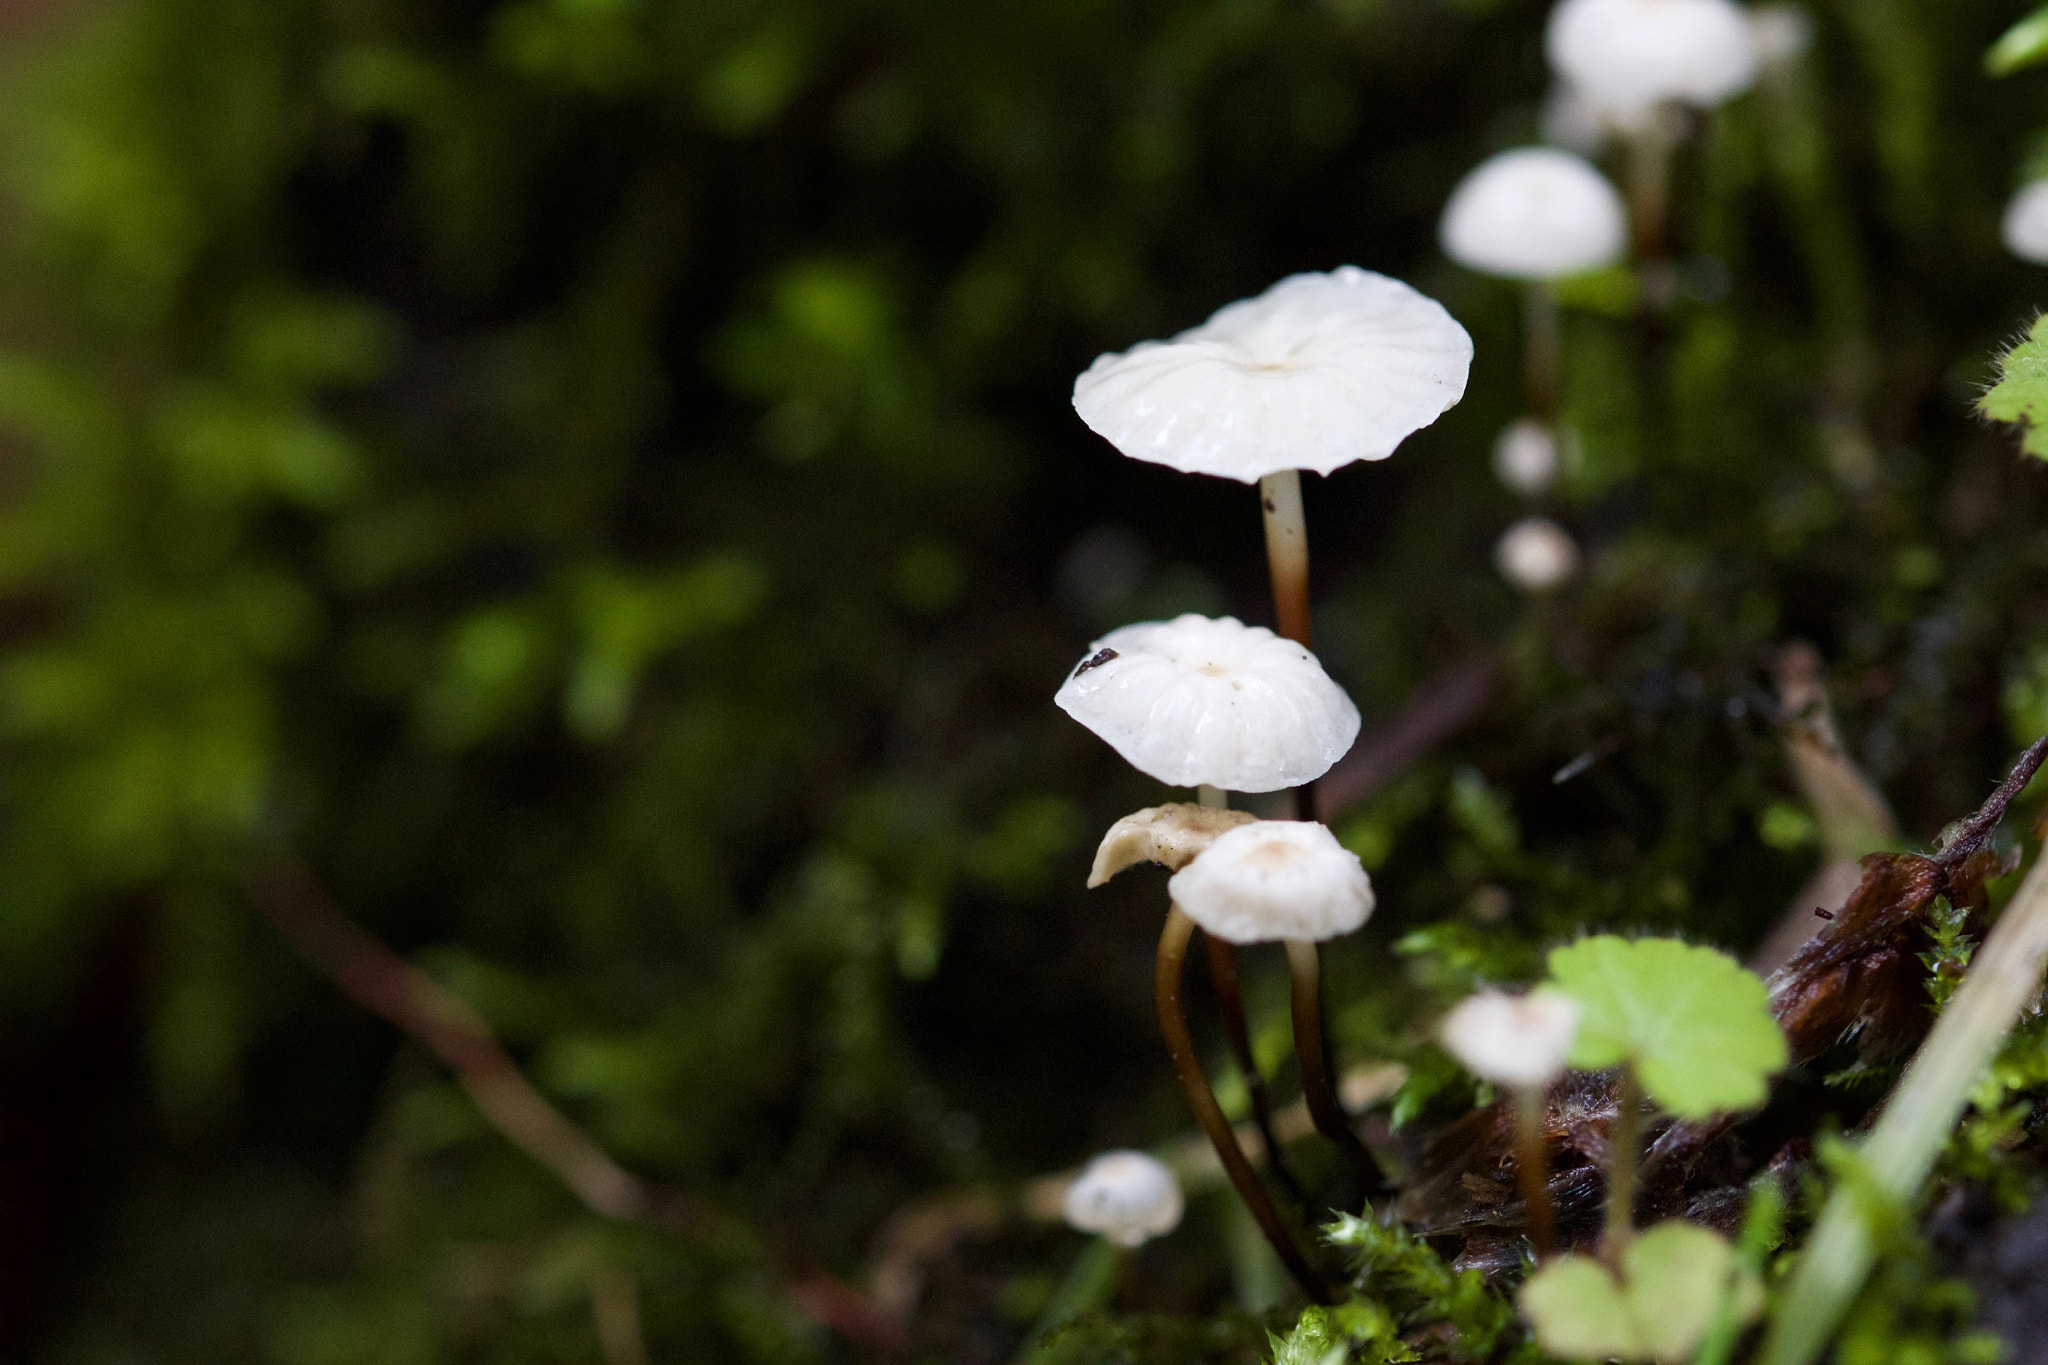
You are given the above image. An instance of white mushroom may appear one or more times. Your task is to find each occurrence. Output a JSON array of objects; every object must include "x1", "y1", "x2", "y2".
[
  {"x1": 1546, "y1": 0, "x2": 1760, "y2": 117},
  {"x1": 1062, "y1": 1150, "x2": 1185, "y2": 1247},
  {"x1": 1441, "y1": 148, "x2": 1629, "y2": 282},
  {"x1": 1071, "y1": 266, "x2": 1473, "y2": 483},
  {"x1": 1496, "y1": 517, "x2": 1581, "y2": 593},
  {"x1": 1168, "y1": 820, "x2": 1374, "y2": 944},
  {"x1": 1055, "y1": 615, "x2": 1360, "y2": 793},
  {"x1": 1747, "y1": 3, "x2": 1814, "y2": 69},
  {"x1": 1088, "y1": 803, "x2": 1259, "y2": 887},
  {"x1": 1440, "y1": 988, "x2": 1584, "y2": 1090},
  {"x1": 1494, "y1": 419, "x2": 1562, "y2": 497},
  {"x1": 2004, "y1": 180, "x2": 2048, "y2": 265}
]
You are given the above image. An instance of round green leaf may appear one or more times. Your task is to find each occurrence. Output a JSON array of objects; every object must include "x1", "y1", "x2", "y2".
[
  {"x1": 1519, "y1": 1220, "x2": 1761, "y2": 1363},
  {"x1": 1546, "y1": 936, "x2": 1788, "y2": 1119}
]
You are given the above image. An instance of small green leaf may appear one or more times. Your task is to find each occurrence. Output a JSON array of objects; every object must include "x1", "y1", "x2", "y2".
[
  {"x1": 1989, "y1": 5, "x2": 2048, "y2": 75},
  {"x1": 1547, "y1": 936, "x2": 1787, "y2": 1119},
  {"x1": 1518, "y1": 1221, "x2": 1762, "y2": 1363},
  {"x1": 1980, "y1": 314, "x2": 2048, "y2": 460}
]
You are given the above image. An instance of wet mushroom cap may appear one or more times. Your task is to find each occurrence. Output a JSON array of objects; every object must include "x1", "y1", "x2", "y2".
[
  {"x1": 2005, "y1": 180, "x2": 2048, "y2": 265},
  {"x1": 1055, "y1": 615, "x2": 1361, "y2": 793},
  {"x1": 1168, "y1": 820, "x2": 1374, "y2": 944},
  {"x1": 1439, "y1": 988, "x2": 1583, "y2": 1090},
  {"x1": 1440, "y1": 148, "x2": 1628, "y2": 281},
  {"x1": 1062, "y1": 1150, "x2": 1185, "y2": 1247},
  {"x1": 1071, "y1": 266, "x2": 1473, "y2": 483},
  {"x1": 1546, "y1": 0, "x2": 1759, "y2": 116}
]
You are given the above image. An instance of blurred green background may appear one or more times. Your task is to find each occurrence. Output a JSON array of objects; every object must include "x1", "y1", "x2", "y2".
[{"x1": 0, "y1": 0, "x2": 2044, "y2": 1358}]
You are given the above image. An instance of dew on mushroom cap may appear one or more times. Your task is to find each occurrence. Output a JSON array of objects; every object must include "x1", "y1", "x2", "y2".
[
  {"x1": 1545, "y1": 0, "x2": 1760, "y2": 117},
  {"x1": 1168, "y1": 820, "x2": 1374, "y2": 944},
  {"x1": 1440, "y1": 988, "x2": 1584, "y2": 1090},
  {"x1": 2005, "y1": 180, "x2": 2048, "y2": 265},
  {"x1": 1070, "y1": 266, "x2": 1473, "y2": 483},
  {"x1": 1055, "y1": 614, "x2": 1361, "y2": 793},
  {"x1": 1441, "y1": 148, "x2": 1628, "y2": 282},
  {"x1": 1061, "y1": 1150, "x2": 1185, "y2": 1248}
]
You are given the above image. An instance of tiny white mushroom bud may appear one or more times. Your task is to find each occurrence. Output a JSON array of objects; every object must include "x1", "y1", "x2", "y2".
[
  {"x1": 1546, "y1": 0, "x2": 1760, "y2": 117},
  {"x1": 1439, "y1": 988, "x2": 1583, "y2": 1090},
  {"x1": 1056, "y1": 615, "x2": 1361, "y2": 793},
  {"x1": 1747, "y1": 3, "x2": 1814, "y2": 69},
  {"x1": 1440, "y1": 148, "x2": 1629, "y2": 282},
  {"x1": 1495, "y1": 517, "x2": 1581, "y2": 593},
  {"x1": 1493, "y1": 419, "x2": 1562, "y2": 497},
  {"x1": 2004, "y1": 180, "x2": 2048, "y2": 265},
  {"x1": 1089, "y1": 802, "x2": 1259, "y2": 888},
  {"x1": 1072, "y1": 266, "x2": 1473, "y2": 483},
  {"x1": 1062, "y1": 1150, "x2": 1184, "y2": 1247},
  {"x1": 1168, "y1": 820, "x2": 1374, "y2": 945}
]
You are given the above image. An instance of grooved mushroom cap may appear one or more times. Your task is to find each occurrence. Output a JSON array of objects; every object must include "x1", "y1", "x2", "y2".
[
  {"x1": 1055, "y1": 615, "x2": 1360, "y2": 793},
  {"x1": 1088, "y1": 803, "x2": 1259, "y2": 888},
  {"x1": 1168, "y1": 820, "x2": 1374, "y2": 944},
  {"x1": 1440, "y1": 149, "x2": 1628, "y2": 281},
  {"x1": 1545, "y1": 0, "x2": 1760, "y2": 116},
  {"x1": 2005, "y1": 180, "x2": 2048, "y2": 265},
  {"x1": 1496, "y1": 517, "x2": 1581, "y2": 593},
  {"x1": 1439, "y1": 988, "x2": 1583, "y2": 1090},
  {"x1": 1062, "y1": 1150, "x2": 1184, "y2": 1247},
  {"x1": 1071, "y1": 267, "x2": 1473, "y2": 483}
]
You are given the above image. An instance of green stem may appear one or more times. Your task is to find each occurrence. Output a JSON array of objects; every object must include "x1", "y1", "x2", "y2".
[{"x1": 1758, "y1": 851, "x2": 2048, "y2": 1365}]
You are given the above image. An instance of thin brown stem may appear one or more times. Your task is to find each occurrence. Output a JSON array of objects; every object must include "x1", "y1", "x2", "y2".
[
  {"x1": 1627, "y1": 122, "x2": 1671, "y2": 263},
  {"x1": 1284, "y1": 939, "x2": 1385, "y2": 1203},
  {"x1": 1205, "y1": 935, "x2": 1306, "y2": 1204},
  {"x1": 1514, "y1": 1086, "x2": 1555, "y2": 1260},
  {"x1": 590, "y1": 1265, "x2": 651, "y2": 1365},
  {"x1": 1524, "y1": 282, "x2": 1560, "y2": 425},
  {"x1": 1157, "y1": 907, "x2": 1330, "y2": 1302},
  {"x1": 1604, "y1": 1070, "x2": 1644, "y2": 1261}
]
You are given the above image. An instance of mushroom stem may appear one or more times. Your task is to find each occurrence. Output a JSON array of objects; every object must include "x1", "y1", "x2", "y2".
[
  {"x1": 1603, "y1": 1069, "x2": 1644, "y2": 1261},
  {"x1": 1626, "y1": 120, "x2": 1672, "y2": 262},
  {"x1": 1258, "y1": 471, "x2": 1313, "y2": 649},
  {"x1": 1156, "y1": 907, "x2": 1330, "y2": 1302},
  {"x1": 1513, "y1": 1085, "x2": 1556, "y2": 1260},
  {"x1": 1524, "y1": 282, "x2": 1561, "y2": 425},
  {"x1": 1284, "y1": 938, "x2": 1386, "y2": 1204},
  {"x1": 1204, "y1": 933, "x2": 1306, "y2": 1205}
]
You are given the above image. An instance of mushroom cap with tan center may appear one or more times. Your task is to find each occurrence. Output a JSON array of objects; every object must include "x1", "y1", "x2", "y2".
[
  {"x1": 1071, "y1": 266, "x2": 1473, "y2": 483},
  {"x1": 1546, "y1": 0, "x2": 1759, "y2": 117},
  {"x1": 1061, "y1": 1150, "x2": 1184, "y2": 1247},
  {"x1": 1055, "y1": 614, "x2": 1360, "y2": 793},
  {"x1": 1168, "y1": 820, "x2": 1374, "y2": 944},
  {"x1": 2005, "y1": 180, "x2": 2048, "y2": 265},
  {"x1": 1439, "y1": 988, "x2": 1584, "y2": 1090},
  {"x1": 1440, "y1": 148, "x2": 1628, "y2": 282}
]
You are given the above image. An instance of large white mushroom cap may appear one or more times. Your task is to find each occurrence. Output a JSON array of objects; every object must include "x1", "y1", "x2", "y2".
[
  {"x1": 1546, "y1": 0, "x2": 1760, "y2": 116},
  {"x1": 1071, "y1": 267, "x2": 1473, "y2": 483},
  {"x1": 1440, "y1": 988, "x2": 1583, "y2": 1090},
  {"x1": 1440, "y1": 148, "x2": 1628, "y2": 281},
  {"x1": 1168, "y1": 820, "x2": 1374, "y2": 944},
  {"x1": 1062, "y1": 1150, "x2": 1184, "y2": 1247},
  {"x1": 2004, "y1": 180, "x2": 2048, "y2": 265},
  {"x1": 1055, "y1": 615, "x2": 1360, "y2": 793}
]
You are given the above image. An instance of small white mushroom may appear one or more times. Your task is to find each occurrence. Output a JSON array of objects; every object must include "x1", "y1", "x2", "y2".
[
  {"x1": 1440, "y1": 988, "x2": 1584, "y2": 1090},
  {"x1": 1062, "y1": 1150, "x2": 1184, "y2": 1247},
  {"x1": 2004, "y1": 180, "x2": 2048, "y2": 265},
  {"x1": 1088, "y1": 803, "x2": 1259, "y2": 888},
  {"x1": 1546, "y1": 0, "x2": 1760, "y2": 117},
  {"x1": 1747, "y1": 3, "x2": 1814, "y2": 69},
  {"x1": 1441, "y1": 148, "x2": 1629, "y2": 282},
  {"x1": 1071, "y1": 266, "x2": 1473, "y2": 483},
  {"x1": 1055, "y1": 615, "x2": 1361, "y2": 793},
  {"x1": 1168, "y1": 820, "x2": 1374, "y2": 945},
  {"x1": 1495, "y1": 517, "x2": 1581, "y2": 593},
  {"x1": 1494, "y1": 419, "x2": 1562, "y2": 497}
]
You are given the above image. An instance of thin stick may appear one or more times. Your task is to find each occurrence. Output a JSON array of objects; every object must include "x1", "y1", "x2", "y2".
[
  {"x1": 1514, "y1": 1086, "x2": 1556, "y2": 1259},
  {"x1": 1157, "y1": 907, "x2": 1330, "y2": 1302},
  {"x1": 1524, "y1": 282, "x2": 1561, "y2": 424},
  {"x1": 1759, "y1": 843, "x2": 2048, "y2": 1365},
  {"x1": 1259, "y1": 471, "x2": 1313, "y2": 649},
  {"x1": 1604, "y1": 1070, "x2": 1644, "y2": 1261},
  {"x1": 1284, "y1": 939, "x2": 1386, "y2": 1202}
]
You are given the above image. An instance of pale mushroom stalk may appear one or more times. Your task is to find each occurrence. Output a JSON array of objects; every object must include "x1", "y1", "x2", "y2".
[
  {"x1": 1524, "y1": 282, "x2": 1562, "y2": 423},
  {"x1": 1283, "y1": 939, "x2": 1386, "y2": 1201},
  {"x1": 1513, "y1": 1086, "x2": 1557, "y2": 1259},
  {"x1": 1603, "y1": 1069, "x2": 1645, "y2": 1260},
  {"x1": 1155, "y1": 906, "x2": 1331, "y2": 1302},
  {"x1": 1258, "y1": 471, "x2": 1313, "y2": 651}
]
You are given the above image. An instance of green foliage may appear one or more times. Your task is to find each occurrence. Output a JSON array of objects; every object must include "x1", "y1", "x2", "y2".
[
  {"x1": 1979, "y1": 314, "x2": 2048, "y2": 458},
  {"x1": 1988, "y1": 4, "x2": 2048, "y2": 75},
  {"x1": 1518, "y1": 1221, "x2": 1761, "y2": 1364},
  {"x1": 1321, "y1": 1215, "x2": 1524, "y2": 1361},
  {"x1": 1547, "y1": 936, "x2": 1789, "y2": 1118},
  {"x1": 1267, "y1": 1302, "x2": 1409, "y2": 1365}
]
